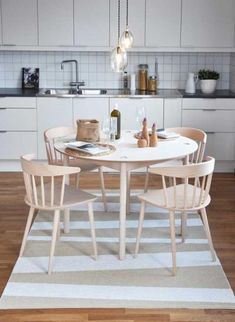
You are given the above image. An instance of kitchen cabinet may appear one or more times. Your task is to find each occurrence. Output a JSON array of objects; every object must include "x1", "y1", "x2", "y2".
[
  {"x1": 164, "y1": 98, "x2": 182, "y2": 128},
  {"x1": 37, "y1": 97, "x2": 73, "y2": 159},
  {"x1": 110, "y1": 0, "x2": 145, "y2": 47},
  {"x1": 0, "y1": 97, "x2": 37, "y2": 159},
  {"x1": 110, "y1": 98, "x2": 164, "y2": 131},
  {"x1": 73, "y1": 98, "x2": 109, "y2": 127},
  {"x1": 181, "y1": 0, "x2": 235, "y2": 48},
  {"x1": 38, "y1": 0, "x2": 73, "y2": 46},
  {"x1": 146, "y1": 0, "x2": 181, "y2": 47},
  {"x1": 1, "y1": 0, "x2": 38, "y2": 46},
  {"x1": 182, "y1": 98, "x2": 235, "y2": 162},
  {"x1": 74, "y1": 0, "x2": 109, "y2": 47}
]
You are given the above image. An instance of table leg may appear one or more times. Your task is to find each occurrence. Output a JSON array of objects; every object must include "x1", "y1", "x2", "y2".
[
  {"x1": 126, "y1": 171, "x2": 131, "y2": 215},
  {"x1": 63, "y1": 155, "x2": 70, "y2": 233},
  {"x1": 119, "y1": 163, "x2": 127, "y2": 260}
]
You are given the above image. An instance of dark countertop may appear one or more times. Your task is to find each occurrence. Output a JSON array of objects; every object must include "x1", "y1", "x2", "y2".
[
  {"x1": 178, "y1": 89, "x2": 235, "y2": 98},
  {"x1": 0, "y1": 88, "x2": 39, "y2": 97},
  {"x1": 1, "y1": 88, "x2": 235, "y2": 99}
]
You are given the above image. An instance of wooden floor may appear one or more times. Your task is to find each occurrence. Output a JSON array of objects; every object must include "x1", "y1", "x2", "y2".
[{"x1": 0, "y1": 172, "x2": 234, "y2": 322}]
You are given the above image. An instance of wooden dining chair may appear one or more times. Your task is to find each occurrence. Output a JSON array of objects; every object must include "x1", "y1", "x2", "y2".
[
  {"x1": 44, "y1": 126, "x2": 107, "y2": 212},
  {"x1": 144, "y1": 127, "x2": 207, "y2": 191},
  {"x1": 135, "y1": 156, "x2": 216, "y2": 276},
  {"x1": 20, "y1": 154, "x2": 98, "y2": 274}
]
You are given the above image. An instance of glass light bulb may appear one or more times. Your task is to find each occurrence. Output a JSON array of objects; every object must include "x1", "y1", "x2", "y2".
[
  {"x1": 120, "y1": 27, "x2": 134, "y2": 49},
  {"x1": 111, "y1": 45, "x2": 128, "y2": 72}
]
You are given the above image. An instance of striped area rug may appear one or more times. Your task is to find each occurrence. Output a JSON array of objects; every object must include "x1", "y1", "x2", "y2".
[{"x1": 0, "y1": 191, "x2": 235, "y2": 309}]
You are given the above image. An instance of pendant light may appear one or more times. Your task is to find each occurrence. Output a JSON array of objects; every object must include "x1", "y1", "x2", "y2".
[
  {"x1": 111, "y1": 0, "x2": 127, "y2": 72},
  {"x1": 120, "y1": 0, "x2": 134, "y2": 49}
]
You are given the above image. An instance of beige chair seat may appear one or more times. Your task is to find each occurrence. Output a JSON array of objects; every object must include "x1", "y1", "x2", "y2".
[
  {"x1": 25, "y1": 183, "x2": 97, "y2": 210},
  {"x1": 139, "y1": 183, "x2": 211, "y2": 211}
]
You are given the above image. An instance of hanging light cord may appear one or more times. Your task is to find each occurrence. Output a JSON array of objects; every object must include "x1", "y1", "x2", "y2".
[
  {"x1": 118, "y1": 0, "x2": 121, "y2": 40},
  {"x1": 126, "y1": 0, "x2": 129, "y2": 27}
]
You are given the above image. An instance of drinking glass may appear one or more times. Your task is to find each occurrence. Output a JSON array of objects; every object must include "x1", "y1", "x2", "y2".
[
  {"x1": 101, "y1": 117, "x2": 110, "y2": 142},
  {"x1": 136, "y1": 106, "x2": 146, "y2": 130}
]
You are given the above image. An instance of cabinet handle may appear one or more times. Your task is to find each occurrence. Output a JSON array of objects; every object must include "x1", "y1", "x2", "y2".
[
  {"x1": 206, "y1": 132, "x2": 215, "y2": 134},
  {"x1": 0, "y1": 108, "x2": 6, "y2": 110},
  {"x1": 3, "y1": 44, "x2": 16, "y2": 46},
  {"x1": 0, "y1": 131, "x2": 7, "y2": 133},
  {"x1": 128, "y1": 97, "x2": 144, "y2": 99},
  {"x1": 202, "y1": 109, "x2": 216, "y2": 111}
]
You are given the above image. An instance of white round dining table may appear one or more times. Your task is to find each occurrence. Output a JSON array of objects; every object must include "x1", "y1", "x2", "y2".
[{"x1": 55, "y1": 130, "x2": 198, "y2": 260}]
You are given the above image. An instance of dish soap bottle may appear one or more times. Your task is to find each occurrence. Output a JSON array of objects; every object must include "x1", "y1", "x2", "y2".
[{"x1": 111, "y1": 103, "x2": 121, "y2": 139}]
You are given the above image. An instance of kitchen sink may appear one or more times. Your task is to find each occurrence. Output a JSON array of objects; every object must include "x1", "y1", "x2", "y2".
[
  {"x1": 39, "y1": 88, "x2": 107, "y2": 96},
  {"x1": 77, "y1": 89, "x2": 107, "y2": 95}
]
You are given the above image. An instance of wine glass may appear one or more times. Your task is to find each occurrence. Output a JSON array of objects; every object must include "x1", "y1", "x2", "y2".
[
  {"x1": 136, "y1": 106, "x2": 146, "y2": 130},
  {"x1": 101, "y1": 117, "x2": 111, "y2": 142}
]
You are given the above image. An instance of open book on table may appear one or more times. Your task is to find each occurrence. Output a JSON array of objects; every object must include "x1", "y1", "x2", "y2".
[
  {"x1": 157, "y1": 129, "x2": 180, "y2": 139},
  {"x1": 65, "y1": 141, "x2": 111, "y2": 155}
]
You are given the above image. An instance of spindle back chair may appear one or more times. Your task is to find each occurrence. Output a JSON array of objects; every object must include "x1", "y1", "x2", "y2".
[{"x1": 135, "y1": 156, "x2": 216, "y2": 275}]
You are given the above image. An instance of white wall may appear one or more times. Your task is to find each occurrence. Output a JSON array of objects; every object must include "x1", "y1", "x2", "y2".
[{"x1": 0, "y1": 51, "x2": 230, "y2": 90}]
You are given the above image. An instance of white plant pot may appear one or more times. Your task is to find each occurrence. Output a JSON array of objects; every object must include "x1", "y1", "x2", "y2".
[{"x1": 200, "y1": 79, "x2": 217, "y2": 94}]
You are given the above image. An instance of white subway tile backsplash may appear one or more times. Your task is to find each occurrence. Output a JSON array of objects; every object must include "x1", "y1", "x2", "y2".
[{"x1": 0, "y1": 51, "x2": 231, "y2": 90}]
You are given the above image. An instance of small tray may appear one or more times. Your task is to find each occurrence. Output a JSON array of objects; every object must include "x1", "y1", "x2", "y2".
[
  {"x1": 65, "y1": 143, "x2": 116, "y2": 157},
  {"x1": 134, "y1": 132, "x2": 178, "y2": 141}
]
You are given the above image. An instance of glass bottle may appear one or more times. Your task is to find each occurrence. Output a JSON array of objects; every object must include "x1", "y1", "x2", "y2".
[
  {"x1": 110, "y1": 103, "x2": 121, "y2": 139},
  {"x1": 138, "y1": 64, "x2": 148, "y2": 91}
]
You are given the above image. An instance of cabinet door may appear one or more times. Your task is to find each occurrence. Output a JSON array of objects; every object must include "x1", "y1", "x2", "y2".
[
  {"x1": 182, "y1": 110, "x2": 235, "y2": 132},
  {"x1": 73, "y1": 98, "x2": 109, "y2": 127},
  {"x1": 181, "y1": 0, "x2": 235, "y2": 48},
  {"x1": 110, "y1": 0, "x2": 145, "y2": 47},
  {"x1": 206, "y1": 133, "x2": 235, "y2": 161},
  {"x1": 0, "y1": 109, "x2": 36, "y2": 131},
  {"x1": 0, "y1": 132, "x2": 37, "y2": 159},
  {"x1": 37, "y1": 98, "x2": 73, "y2": 159},
  {"x1": 1, "y1": 0, "x2": 38, "y2": 45},
  {"x1": 146, "y1": 0, "x2": 181, "y2": 47},
  {"x1": 38, "y1": 0, "x2": 73, "y2": 46},
  {"x1": 74, "y1": 0, "x2": 109, "y2": 47},
  {"x1": 164, "y1": 99, "x2": 182, "y2": 128},
  {"x1": 110, "y1": 98, "x2": 164, "y2": 131}
]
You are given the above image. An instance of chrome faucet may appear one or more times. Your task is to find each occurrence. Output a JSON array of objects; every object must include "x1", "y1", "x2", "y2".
[{"x1": 60, "y1": 59, "x2": 85, "y2": 88}]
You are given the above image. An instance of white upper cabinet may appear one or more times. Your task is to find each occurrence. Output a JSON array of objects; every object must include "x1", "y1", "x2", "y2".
[
  {"x1": 38, "y1": 0, "x2": 73, "y2": 46},
  {"x1": 74, "y1": 0, "x2": 110, "y2": 47},
  {"x1": 110, "y1": 0, "x2": 145, "y2": 47},
  {"x1": 1, "y1": 0, "x2": 38, "y2": 46},
  {"x1": 145, "y1": 0, "x2": 181, "y2": 47},
  {"x1": 181, "y1": 0, "x2": 235, "y2": 48}
]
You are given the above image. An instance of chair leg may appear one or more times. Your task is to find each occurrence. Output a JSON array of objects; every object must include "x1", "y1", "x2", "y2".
[
  {"x1": 48, "y1": 210, "x2": 60, "y2": 275},
  {"x1": 75, "y1": 173, "x2": 80, "y2": 189},
  {"x1": 126, "y1": 171, "x2": 131, "y2": 215},
  {"x1": 64, "y1": 208, "x2": 70, "y2": 233},
  {"x1": 57, "y1": 212, "x2": 61, "y2": 240},
  {"x1": 134, "y1": 200, "x2": 146, "y2": 257},
  {"x1": 169, "y1": 211, "x2": 177, "y2": 276},
  {"x1": 88, "y1": 202, "x2": 98, "y2": 260},
  {"x1": 181, "y1": 211, "x2": 187, "y2": 242},
  {"x1": 144, "y1": 167, "x2": 149, "y2": 192},
  {"x1": 99, "y1": 167, "x2": 107, "y2": 212},
  {"x1": 201, "y1": 208, "x2": 216, "y2": 262},
  {"x1": 19, "y1": 207, "x2": 35, "y2": 257}
]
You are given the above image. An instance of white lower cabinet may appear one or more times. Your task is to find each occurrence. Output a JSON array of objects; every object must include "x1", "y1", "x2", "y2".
[
  {"x1": 73, "y1": 98, "x2": 109, "y2": 125},
  {"x1": 37, "y1": 97, "x2": 73, "y2": 159},
  {"x1": 109, "y1": 98, "x2": 164, "y2": 131},
  {"x1": 0, "y1": 132, "x2": 37, "y2": 159},
  {"x1": 182, "y1": 98, "x2": 235, "y2": 167},
  {"x1": 0, "y1": 97, "x2": 37, "y2": 160},
  {"x1": 164, "y1": 98, "x2": 182, "y2": 128}
]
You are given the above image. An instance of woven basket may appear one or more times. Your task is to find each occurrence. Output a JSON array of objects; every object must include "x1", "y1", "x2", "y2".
[{"x1": 76, "y1": 119, "x2": 100, "y2": 142}]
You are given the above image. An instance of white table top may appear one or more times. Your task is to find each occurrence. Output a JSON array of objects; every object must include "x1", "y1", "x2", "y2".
[{"x1": 55, "y1": 130, "x2": 198, "y2": 164}]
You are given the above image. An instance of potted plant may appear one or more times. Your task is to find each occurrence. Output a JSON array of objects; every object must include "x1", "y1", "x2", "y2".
[{"x1": 198, "y1": 69, "x2": 220, "y2": 94}]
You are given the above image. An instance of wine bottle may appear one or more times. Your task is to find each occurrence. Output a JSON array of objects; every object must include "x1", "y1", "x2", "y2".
[{"x1": 111, "y1": 103, "x2": 121, "y2": 139}]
